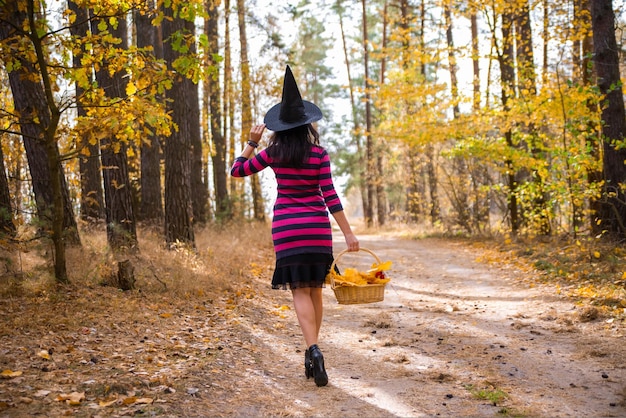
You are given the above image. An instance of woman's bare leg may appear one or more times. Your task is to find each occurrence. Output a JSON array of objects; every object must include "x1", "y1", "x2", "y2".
[
  {"x1": 310, "y1": 287, "x2": 323, "y2": 340},
  {"x1": 292, "y1": 287, "x2": 320, "y2": 346}
]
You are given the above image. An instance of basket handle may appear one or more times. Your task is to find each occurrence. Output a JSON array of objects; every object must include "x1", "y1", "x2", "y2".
[{"x1": 329, "y1": 248, "x2": 382, "y2": 289}]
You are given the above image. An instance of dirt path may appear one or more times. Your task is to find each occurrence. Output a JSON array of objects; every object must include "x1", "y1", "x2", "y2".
[
  {"x1": 1, "y1": 235, "x2": 625, "y2": 417},
  {"x1": 196, "y1": 235, "x2": 626, "y2": 417}
]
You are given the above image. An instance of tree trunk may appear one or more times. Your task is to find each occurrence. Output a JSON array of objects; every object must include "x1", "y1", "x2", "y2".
[
  {"x1": 1, "y1": 3, "x2": 80, "y2": 247},
  {"x1": 115, "y1": 259, "x2": 135, "y2": 291},
  {"x1": 542, "y1": 0, "x2": 549, "y2": 86},
  {"x1": 0, "y1": 144, "x2": 16, "y2": 238},
  {"x1": 444, "y1": 2, "x2": 460, "y2": 119},
  {"x1": 375, "y1": 0, "x2": 388, "y2": 227},
  {"x1": 91, "y1": 14, "x2": 138, "y2": 251},
  {"x1": 517, "y1": 0, "x2": 550, "y2": 235},
  {"x1": 471, "y1": 11, "x2": 480, "y2": 111},
  {"x1": 361, "y1": 0, "x2": 375, "y2": 227},
  {"x1": 225, "y1": 0, "x2": 240, "y2": 217},
  {"x1": 579, "y1": 0, "x2": 600, "y2": 233},
  {"x1": 135, "y1": 3, "x2": 163, "y2": 223},
  {"x1": 406, "y1": 144, "x2": 423, "y2": 222},
  {"x1": 237, "y1": 0, "x2": 265, "y2": 221},
  {"x1": 188, "y1": 61, "x2": 208, "y2": 224},
  {"x1": 206, "y1": 0, "x2": 230, "y2": 220},
  {"x1": 590, "y1": 0, "x2": 626, "y2": 237},
  {"x1": 425, "y1": 144, "x2": 440, "y2": 224},
  {"x1": 337, "y1": 0, "x2": 368, "y2": 220},
  {"x1": 1, "y1": 0, "x2": 80, "y2": 282},
  {"x1": 161, "y1": 4, "x2": 195, "y2": 246},
  {"x1": 68, "y1": 1, "x2": 104, "y2": 222},
  {"x1": 499, "y1": 9, "x2": 520, "y2": 234},
  {"x1": 445, "y1": 0, "x2": 470, "y2": 231},
  {"x1": 401, "y1": 0, "x2": 422, "y2": 223}
]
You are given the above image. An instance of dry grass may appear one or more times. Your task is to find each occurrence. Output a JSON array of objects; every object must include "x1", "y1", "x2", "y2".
[
  {"x1": 468, "y1": 234, "x2": 626, "y2": 318},
  {"x1": 0, "y1": 221, "x2": 274, "y2": 301}
]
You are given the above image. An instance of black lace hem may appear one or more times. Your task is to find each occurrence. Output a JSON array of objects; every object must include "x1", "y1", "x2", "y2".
[{"x1": 271, "y1": 253, "x2": 335, "y2": 290}]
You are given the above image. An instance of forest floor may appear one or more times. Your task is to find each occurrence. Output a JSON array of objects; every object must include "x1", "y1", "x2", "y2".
[{"x1": 0, "y1": 226, "x2": 626, "y2": 417}]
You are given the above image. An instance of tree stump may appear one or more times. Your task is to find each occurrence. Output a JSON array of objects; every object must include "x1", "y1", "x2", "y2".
[{"x1": 116, "y1": 259, "x2": 135, "y2": 291}]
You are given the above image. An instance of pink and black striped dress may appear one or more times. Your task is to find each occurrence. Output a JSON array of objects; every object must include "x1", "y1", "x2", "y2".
[{"x1": 231, "y1": 145, "x2": 343, "y2": 289}]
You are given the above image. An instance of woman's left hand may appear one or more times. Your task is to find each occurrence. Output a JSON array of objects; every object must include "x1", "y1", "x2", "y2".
[{"x1": 345, "y1": 233, "x2": 359, "y2": 252}]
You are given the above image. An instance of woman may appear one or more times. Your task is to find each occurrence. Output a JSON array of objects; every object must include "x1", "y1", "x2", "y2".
[{"x1": 230, "y1": 66, "x2": 359, "y2": 387}]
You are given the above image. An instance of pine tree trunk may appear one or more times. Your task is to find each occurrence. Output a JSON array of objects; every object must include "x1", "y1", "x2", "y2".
[
  {"x1": 91, "y1": 14, "x2": 138, "y2": 251},
  {"x1": 591, "y1": 0, "x2": 626, "y2": 237},
  {"x1": 375, "y1": 0, "x2": 388, "y2": 226},
  {"x1": 471, "y1": 11, "x2": 480, "y2": 112},
  {"x1": 337, "y1": 2, "x2": 368, "y2": 220},
  {"x1": 1, "y1": 0, "x2": 80, "y2": 282},
  {"x1": 0, "y1": 145, "x2": 16, "y2": 238},
  {"x1": 206, "y1": 0, "x2": 230, "y2": 220},
  {"x1": 580, "y1": 0, "x2": 600, "y2": 234},
  {"x1": 400, "y1": 0, "x2": 421, "y2": 223},
  {"x1": 135, "y1": 2, "x2": 163, "y2": 223},
  {"x1": 237, "y1": 0, "x2": 265, "y2": 221},
  {"x1": 361, "y1": 0, "x2": 375, "y2": 227},
  {"x1": 445, "y1": 1, "x2": 471, "y2": 232},
  {"x1": 162, "y1": 4, "x2": 195, "y2": 246},
  {"x1": 224, "y1": 0, "x2": 240, "y2": 217},
  {"x1": 499, "y1": 9, "x2": 519, "y2": 234},
  {"x1": 68, "y1": 1, "x2": 104, "y2": 222}
]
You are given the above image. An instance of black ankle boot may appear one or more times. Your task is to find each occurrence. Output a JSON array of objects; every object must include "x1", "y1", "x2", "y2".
[
  {"x1": 309, "y1": 344, "x2": 328, "y2": 387},
  {"x1": 304, "y1": 348, "x2": 312, "y2": 378}
]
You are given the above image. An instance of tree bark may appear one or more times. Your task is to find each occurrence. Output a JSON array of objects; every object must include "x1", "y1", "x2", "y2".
[
  {"x1": 224, "y1": 0, "x2": 240, "y2": 217},
  {"x1": 516, "y1": 0, "x2": 550, "y2": 235},
  {"x1": 579, "y1": 0, "x2": 600, "y2": 233},
  {"x1": 206, "y1": 0, "x2": 230, "y2": 220},
  {"x1": 135, "y1": 2, "x2": 163, "y2": 223},
  {"x1": 161, "y1": 4, "x2": 195, "y2": 246},
  {"x1": 91, "y1": 14, "x2": 138, "y2": 251},
  {"x1": 498, "y1": 8, "x2": 520, "y2": 234},
  {"x1": 68, "y1": 1, "x2": 105, "y2": 222},
  {"x1": 361, "y1": 0, "x2": 375, "y2": 227},
  {"x1": 471, "y1": 11, "x2": 480, "y2": 111},
  {"x1": 336, "y1": 0, "x2": 368, "y2": 221},
  {"x1": 1, "y1": 0, "x2": 81, "y2": 282},
  {"x1": 375, "y1": 0, "x2": 388, "y2": 227},
  {"x1": 237, "y1": 0, "x2": 265, "y2": 221},
  {"x1": 0, "y1": 144, "x2": 16, "y2": 238},
  {"x1": 590, "y1": 0, "x2": 626, "y2": 237},
  {"x1": 444, "y1": 0, "x2": 470, "y2": 232},
  {"x1": 188, "y1": 60, "x2": 208, "y2": 224}
]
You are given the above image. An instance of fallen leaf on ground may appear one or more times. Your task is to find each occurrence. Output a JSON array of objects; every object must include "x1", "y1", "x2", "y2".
[
  {"x1": 1, "y1": 370, "x2": 23, "y2": 378},
  {"x1": 56, "y1": 392, "x2": 85, "y2": 405}
]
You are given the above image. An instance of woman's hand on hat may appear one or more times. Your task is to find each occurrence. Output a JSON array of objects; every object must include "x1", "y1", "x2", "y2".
[{"x1": 250, "y1": 124, "x2": 266, "y2": 144}]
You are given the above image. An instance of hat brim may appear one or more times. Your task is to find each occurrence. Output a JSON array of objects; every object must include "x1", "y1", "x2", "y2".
[{"x1": 263, "y1": 100, "x2": 323, "y2": 132}]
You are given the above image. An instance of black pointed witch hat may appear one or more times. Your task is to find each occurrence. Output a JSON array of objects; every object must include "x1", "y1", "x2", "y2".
[{"x1": 263, "y1": 65, "x2": 323, "y2": 132}]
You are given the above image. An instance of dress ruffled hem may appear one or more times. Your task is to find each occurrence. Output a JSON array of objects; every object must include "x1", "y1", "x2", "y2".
[{"x1": 272, "y1": 253, "x2": 335, "y2": 290}]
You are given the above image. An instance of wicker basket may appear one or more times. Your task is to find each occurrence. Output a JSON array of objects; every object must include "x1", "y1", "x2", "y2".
[{"x1": 329, "y1": 248, "x2": 387, "y2": 305}]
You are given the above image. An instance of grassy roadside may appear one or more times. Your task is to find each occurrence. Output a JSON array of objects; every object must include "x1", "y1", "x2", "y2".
[
  {"x1": 366, "y1": 221, "x2": 626, "y2": 322},
  {"x1": 3, "y1": 220, "x2": 624, "y2": 321}
]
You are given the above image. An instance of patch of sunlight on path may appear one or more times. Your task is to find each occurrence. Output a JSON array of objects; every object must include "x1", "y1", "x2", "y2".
[{"x1": 330, "y1": 371, "x2": 427, "y2": 417}]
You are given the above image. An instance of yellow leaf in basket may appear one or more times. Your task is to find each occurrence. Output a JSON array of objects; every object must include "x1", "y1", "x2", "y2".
[
  {"x1": 344, "y1": 268, "x2": 368, "y2": 285},
  {"x1": 368, "y1": 260, "x2": 392, "y2": 273}
]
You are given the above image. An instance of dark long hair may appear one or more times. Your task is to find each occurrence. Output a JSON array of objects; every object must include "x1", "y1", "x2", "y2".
[{"x1": 266, "y1": 124, "x2": 320, "y2": 167}]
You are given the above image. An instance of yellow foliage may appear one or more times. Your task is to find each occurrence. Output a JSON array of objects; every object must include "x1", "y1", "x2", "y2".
[{"x1": 327, "y1": 261, "x2": 392, "y2": 287}]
